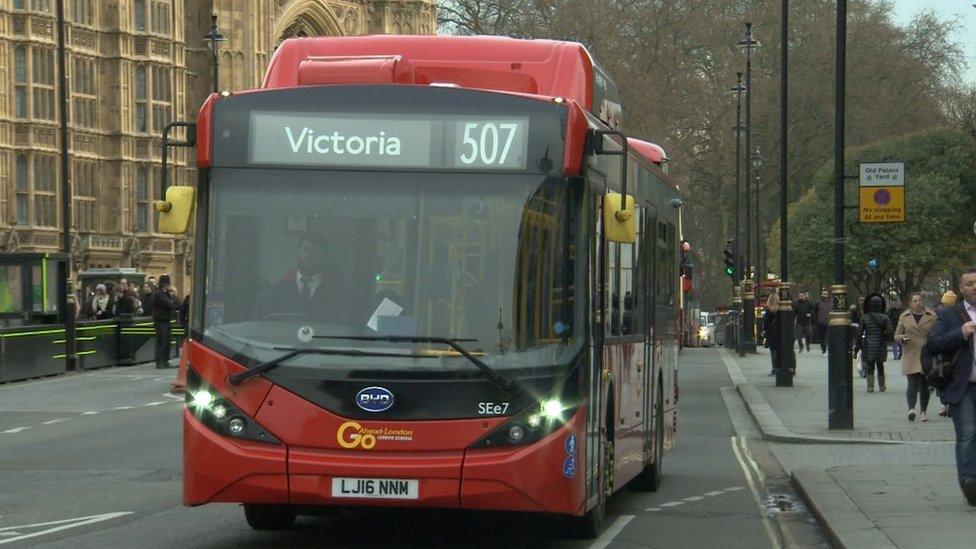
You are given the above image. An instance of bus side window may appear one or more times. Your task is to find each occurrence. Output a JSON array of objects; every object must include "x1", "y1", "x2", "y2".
[
  {"x1": 607, "y1": 239, "x2": 620, "y2": 336},
  {"x1": 619, "y1": 204, "x2": 641, "y2": 335},
  {"x1": 666, "y1": 222, "x2": 676, "y2": 304},
  {"x1": 657, "y1": 221, "x2": 668, "y2": 303},
  {"x1": 629, "y1": 206, "x2": 647, "y2": 336}
]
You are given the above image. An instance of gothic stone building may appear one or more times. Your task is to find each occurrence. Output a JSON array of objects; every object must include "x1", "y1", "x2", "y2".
[{"x1": 0, "y1": 0, "x2": 436, "y2": 292}]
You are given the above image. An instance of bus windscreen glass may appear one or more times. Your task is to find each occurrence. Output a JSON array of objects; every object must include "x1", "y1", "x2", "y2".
[
  {"x1": 249, "y1": 112, "x2": 530, "y2": 171},
  {"x1": 198, "y1": 168, "x2": 582, "y2": 375}
]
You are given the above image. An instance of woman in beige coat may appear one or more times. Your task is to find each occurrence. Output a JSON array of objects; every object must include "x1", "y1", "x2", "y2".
[{"x1": 894, "y1": 293, "x2": 936, "y2": 421}]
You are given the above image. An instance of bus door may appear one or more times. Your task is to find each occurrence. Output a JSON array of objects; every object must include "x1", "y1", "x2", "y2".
[
  {"x1": 585, "y1": 188, "x2": 606, "y2": 503},
  {"x1": 642, "y1": 208, "x2": 657, "y2": 455}
]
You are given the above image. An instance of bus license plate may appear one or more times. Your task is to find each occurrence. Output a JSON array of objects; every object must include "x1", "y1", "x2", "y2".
[{"x1": 331, "y1": 477, "x2": 419, "y2": 500}]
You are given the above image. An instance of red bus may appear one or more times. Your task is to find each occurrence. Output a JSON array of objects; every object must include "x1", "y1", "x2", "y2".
[{"x1": 160, "y1": 35, "x2": 680, "y2": 537}]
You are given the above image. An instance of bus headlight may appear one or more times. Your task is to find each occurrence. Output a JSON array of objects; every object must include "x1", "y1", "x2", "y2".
[
  {"x1": 185, "y1": 367, "x2": 280, "y2": 444},
  {"x1": 191, "y1": 390, "x2": 214, "y2": 409},
  {"x1": 471, "y1": 392, "x2": 577, "y2": 449},
  {"x1": 541, "y1": 399, "x2": 564, "y2": 421}
]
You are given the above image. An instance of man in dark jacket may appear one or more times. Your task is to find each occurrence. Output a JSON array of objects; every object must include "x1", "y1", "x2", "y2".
[
  {"x1": 887, "y1": 298, "x2": 904, "y2": 359},
  {"x1": 812, "y1": 289, "x2": 833, "y2": 354},
  {"x1": 140, "y1": 277, "x2": 156, "y2": 316},
  {"x1": 927, "y1": 268, "x2": 976, "y2": 506},
  {"x1": 793, "y1": 292, "x2": 814, "y2": 352},
  {"x1": 152, "y1": 275, "x2": 180, "y2": 369},
  {"x1": 254, "y1": 233, "x2": 349, "y2": 325}
]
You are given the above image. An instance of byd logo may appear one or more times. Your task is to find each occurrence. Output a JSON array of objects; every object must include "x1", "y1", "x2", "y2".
[
  {"x1": 337, "y1": 421, "x2": 377, "y2": 450},
  {"x1": 356, "y1": 386, "x2": 395, "y2": 413}
]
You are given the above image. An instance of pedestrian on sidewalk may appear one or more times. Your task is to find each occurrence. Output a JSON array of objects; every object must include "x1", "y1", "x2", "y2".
[
  {"x1": 926, "y1": 268, "x2": 976, "y2": 506},
  {"x1": 855, "y1": 293, "x2": 892, "y2": 393},
  {"x1": 764, "y1": 293, "x2": 780, "y2": 376},
  {"x1": 850, "y1": 295, "x2": 865, "y2": 326},
  {"x1": 793, "y1": 292, "x2": 813, "y2": 352},
  {"x1": 935, "y1": 291, "x2": 960, "y2": 417},
  {"x1": 936, "y1": 290, "x2": 957, "y2": 315},
  {"x1": 813, "y1": 289, "x2": 832, "y2": 354},
  {"x1": 887, "y1": 298, "x2": 904, "y2": 360},
  {"x1": 895, "y1": 293, "x2": 935, "y2": 421},
  {"x1": 151, "y1": 275, "x2": 180, "y2": 369}
]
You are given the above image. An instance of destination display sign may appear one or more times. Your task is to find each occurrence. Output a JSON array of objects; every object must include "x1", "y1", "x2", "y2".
[{"x1": 249, "y1": 112, "x2": 529, "y2": 170}]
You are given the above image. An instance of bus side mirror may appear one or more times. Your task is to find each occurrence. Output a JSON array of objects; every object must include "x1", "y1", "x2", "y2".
[
  {"x1": 155, "y1": 186, "x2": 195, "y2": 234},
  {"x1": 603, "y1": 192, "x2": 636, "y2": 243}
]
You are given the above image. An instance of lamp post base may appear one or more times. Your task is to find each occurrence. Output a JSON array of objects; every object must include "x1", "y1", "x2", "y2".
[
  {"x1": 775, "y1": 282, "x2": 794, "y2": 387},
  {"x1": 740, "y1": 279, "x2": 757, "y2": 355},
  {"x1": 827, "y1": 284, "x2": 853, "y2": 429}
]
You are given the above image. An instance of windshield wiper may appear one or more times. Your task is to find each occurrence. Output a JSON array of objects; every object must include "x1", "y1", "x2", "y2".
[
  {"x1": 314, "y1": 335, "x2": 516, "y2": 391},
  {"x1": 228, "y1": 347, "x2": 433, "y2": 385}
]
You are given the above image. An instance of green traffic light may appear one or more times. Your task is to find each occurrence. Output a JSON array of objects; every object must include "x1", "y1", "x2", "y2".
[{"x1": 725, "y1": 266, "x2": 734, "y2": 276}]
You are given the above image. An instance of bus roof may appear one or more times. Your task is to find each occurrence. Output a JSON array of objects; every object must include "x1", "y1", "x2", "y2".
[
  {"x1": 262, "y1": 35, "x2": 622, "y2": 129},
  {"x1": 627, "y1": 138, "x2": 668, "y2": 166}
]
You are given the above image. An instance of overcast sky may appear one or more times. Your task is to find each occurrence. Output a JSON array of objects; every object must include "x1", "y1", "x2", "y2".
[{"x1": 891, "y1": 0, "x2": 976, "y2": 85}]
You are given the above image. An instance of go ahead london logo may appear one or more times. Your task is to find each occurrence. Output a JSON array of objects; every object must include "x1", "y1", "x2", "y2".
[{"x1": 356, "y1": 386, "x2": 395, "y2": 413}]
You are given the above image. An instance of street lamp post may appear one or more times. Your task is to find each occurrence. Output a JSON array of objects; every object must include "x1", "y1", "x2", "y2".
[
  {"x1": 55, "y1": 0, "x2": 76, "y2": 372},
  {"x1": 731, "y1": 73, "x2": 746, "y2": 355},
  {"x1": 204, "y1": 13, "x2": 227, "y2": 93},
  {"x1": 752, "y1": 146, "x2": 763, "y2": 277},
  {"x1": 829, "y1": 0, "x2": 853, "y2": 429},
  {"x1": 740, "y1": 23, "x2": 760, "y2": 354},
  {"x1": 752, "y1": 146, "x2": 764, "y2": 349},
  {"x1": 776, "y1": 0, "x2": 795, "y2": 388}
]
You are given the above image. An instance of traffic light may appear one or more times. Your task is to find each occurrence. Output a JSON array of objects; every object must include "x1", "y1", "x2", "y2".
[{"x1": 723, "y1": 239, "x2": 735, "y2": 278}]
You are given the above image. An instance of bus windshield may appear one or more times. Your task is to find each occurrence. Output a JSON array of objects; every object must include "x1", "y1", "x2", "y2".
[{"x1": 199, "y1": 168, "x2": 583, "y2": 374}]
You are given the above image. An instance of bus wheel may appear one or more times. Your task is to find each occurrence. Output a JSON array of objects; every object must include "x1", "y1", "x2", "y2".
[
  {"x1": 633, "y1": 384, "x2": 664, "y2": 492},
  {"x1": 243, "y1": 504, "x2": 297, "y2": 530}
]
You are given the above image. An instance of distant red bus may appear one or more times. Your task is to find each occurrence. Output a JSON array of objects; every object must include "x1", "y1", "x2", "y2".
[{"x1": 166, "y1": 35, "x2": 680, "y2": 537}]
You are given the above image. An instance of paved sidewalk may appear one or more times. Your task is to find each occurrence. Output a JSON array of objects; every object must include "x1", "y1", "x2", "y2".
[
  {"x1": 727, "y1": 346, "x2": 953, "y2": 442},
  {"x1": 718, "y1": 346, "x2": 974, "y2": 548}
]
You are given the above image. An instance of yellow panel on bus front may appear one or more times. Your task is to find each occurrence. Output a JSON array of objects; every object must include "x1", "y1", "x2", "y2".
[
  {"x1": 603, "y1": 193, "x2": 636, "y2": 243},
  {"x1": 157, "y1": 186, "x2": 196, "y2": 234},
  {"x1": 858, "y1": 187, "x2": 905, "y2": 223}
]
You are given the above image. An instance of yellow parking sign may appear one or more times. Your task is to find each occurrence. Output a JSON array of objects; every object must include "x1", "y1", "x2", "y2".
[{"x1": 859, "y1": 162, "x2": 905, "y2": 223}]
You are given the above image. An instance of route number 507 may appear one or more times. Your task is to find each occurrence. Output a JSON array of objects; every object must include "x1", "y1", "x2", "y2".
[{"x1": 459, "y1": 122, "x2": 520, "y2": 166}]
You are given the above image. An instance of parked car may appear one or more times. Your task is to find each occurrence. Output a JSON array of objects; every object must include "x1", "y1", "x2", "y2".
[{"x1": 698, "y1": 312, "x2": 717, "y2": 347}]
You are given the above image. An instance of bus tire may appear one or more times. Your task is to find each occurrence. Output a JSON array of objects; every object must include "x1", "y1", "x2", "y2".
[
  {"x1": 633, "y1": 382, "x2": 664, "y2": 492},
  {"x1": 243, "y1": 504, "x2": 297, "y2": 530}
]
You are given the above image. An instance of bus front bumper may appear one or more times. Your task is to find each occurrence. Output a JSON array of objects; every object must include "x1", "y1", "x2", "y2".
[{"x1": 183, "y1": 408, "x2": 585, "y2": 516}]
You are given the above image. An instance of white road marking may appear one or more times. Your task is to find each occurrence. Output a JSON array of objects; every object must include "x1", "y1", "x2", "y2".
[
  {"x1": 81, "y1": 411, "x2": 99, "y2": 415},
  {"x1": 730, "y1": 437, "x2": 781, "y2": 549},
  {"x1": 0, "y1": 533, "x2": 20, "y2": 537},
  {"x1": 0, "y1": 512, "x2": 132, "y2": 545},
  {"x1": 113, "y1": 406, "x2": 134, "y2": 410},
  {"x1": 646, "y1": 486, "x2": 745, "y2": 515},
  {"x1": 144, "y1": 401, "x2": 165, "y2": 406},
  {"x1": 587, "y1": 514, "x2": 635, "y2": 549},
  {"x1": 1, "y1": 427, "x2": 30, "y2": 434},
  {"x1": 162, "y1": 393, "x2": 183, "y2": 401},
  {"x1": 41, "y1": 418, "x2": 70, "y2": 425}
]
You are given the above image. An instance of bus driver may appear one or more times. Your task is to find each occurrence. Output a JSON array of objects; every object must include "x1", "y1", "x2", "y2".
[{"x1": 254, "y1": 233, "x2": 345, "y2": 324}]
